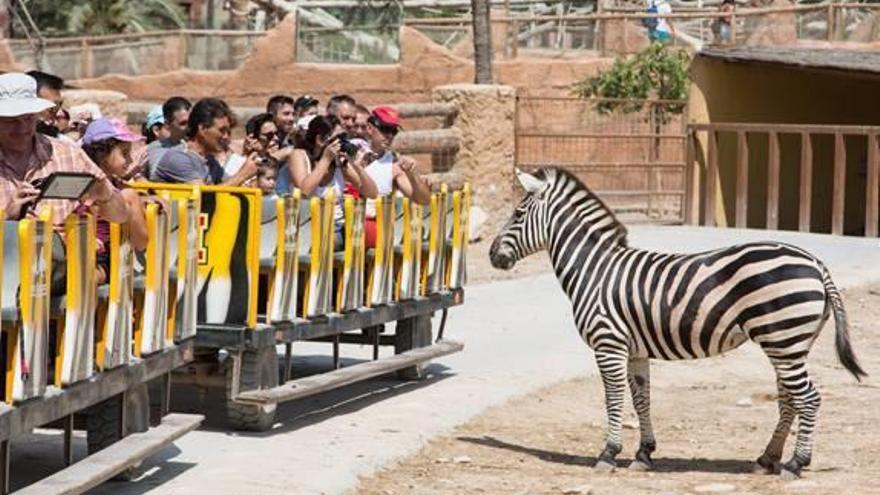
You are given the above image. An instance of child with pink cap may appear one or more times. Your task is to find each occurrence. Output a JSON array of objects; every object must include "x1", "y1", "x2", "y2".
[{"x1": 81, "y1": 118, "x2": 149, "y2": 283}]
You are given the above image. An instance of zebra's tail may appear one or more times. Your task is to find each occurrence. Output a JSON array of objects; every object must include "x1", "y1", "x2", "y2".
[{"x1": 823, "y1": 266, "x2": 868, "y2": 382}]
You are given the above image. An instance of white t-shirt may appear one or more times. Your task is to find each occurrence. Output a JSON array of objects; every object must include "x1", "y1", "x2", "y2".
[
  {"x1": 364, "y1": 151, "x2": 395, "y2": 218},
  {"x1": 654, "y1": 1, "x2": 672, "y2": 35}
]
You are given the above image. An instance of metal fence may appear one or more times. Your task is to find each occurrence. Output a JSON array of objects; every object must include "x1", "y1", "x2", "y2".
[
  {"x1": 6, "y1": 30, "x2": 265, "y2": 80},
  {"x1": 407, "y1": 2, "x2": 880, "y2": 58},
  {"x1": 516, "y1": 96, "x2": 687, "y2": 223}
]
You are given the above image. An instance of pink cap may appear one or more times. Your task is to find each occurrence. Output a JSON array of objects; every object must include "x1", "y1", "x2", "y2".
[{"x1": 82, "y1": 117, "x2": 144, "y2": 145}]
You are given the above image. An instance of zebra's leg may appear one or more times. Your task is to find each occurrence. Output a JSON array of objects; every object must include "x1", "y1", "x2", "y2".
[
  {"x1": 755, "y1": 378, "x2": 796, "y2": 474},
  {"x1": 775, "y1": 361, "x2": 822, "y2": 480},
  {"x1": 627, "y1": 357, "x2": 656, "y2": 471},
  {"x1": 594, "y1": 351, "x2": 628, "y2": 471}
]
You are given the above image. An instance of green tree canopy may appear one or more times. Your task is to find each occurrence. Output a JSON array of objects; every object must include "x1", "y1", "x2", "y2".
[
  {"x1": 23, "y1": 0, "x2": 186, "y2": 36},
  {"x1": 572, "y1": 43, "x2": 690, "y2": 119}
]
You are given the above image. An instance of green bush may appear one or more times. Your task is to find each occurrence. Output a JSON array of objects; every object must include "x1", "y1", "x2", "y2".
[{"x1": 572, "y1": 43, "x2": 690, "y2": 120}]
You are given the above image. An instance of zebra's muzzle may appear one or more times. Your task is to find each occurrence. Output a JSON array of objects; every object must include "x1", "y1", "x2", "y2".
[{"x1": 489, "y1": 238, "x2": 516, "y2": 270}]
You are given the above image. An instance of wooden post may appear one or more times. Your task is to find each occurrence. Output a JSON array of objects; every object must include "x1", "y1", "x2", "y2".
[
  {"x1": 866, "y1": 133, "x2": 879, "y2": 237},
  {"x1": 767, "y1": 131, "x2": 780, "y2": 230},
  {"x1": 799, "y1": 132, "x2": 813, "y2": 232},
  {"x1": 705, "y1": 129, "x2": 718, "y2": 227},
  {"x1": 80, "y1": 40, "x2": 94, "y2": 79},
  {"x1": 511, "y1": 19, "x2": 519, "y2": 58},
  {"x1": 730, "y1": 13, "x2": 737, "y2": 44},
  {"x1": 684, "y1": 129, "x2": 699, "y2": 225},
  {"x1": 832, "y1": 132, "x2": 846, "y2": 235},
  {"x1": 735, "y1": 130, "x2": 748, "y2": 228},
  {"x1": 0, "y1": 441, "x2": 9, "y2": 495},
  {"x1": 827, "y1": 3, "x2": 835, "y2": 41},
  {"x1": 63, "y1": 414, "x2": 75, "y2": 466}
]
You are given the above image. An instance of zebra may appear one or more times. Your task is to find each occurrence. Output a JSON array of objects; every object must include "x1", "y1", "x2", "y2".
[{"x1": 488, "y1": 167, "x2": 867, "y2": 480}]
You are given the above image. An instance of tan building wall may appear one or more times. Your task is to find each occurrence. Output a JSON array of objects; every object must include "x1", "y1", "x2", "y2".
[{"x1": 690, "y1": 55, "x2": 880, "y2": 235}]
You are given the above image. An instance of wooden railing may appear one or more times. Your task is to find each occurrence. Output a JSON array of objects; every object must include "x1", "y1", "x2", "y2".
[{"x1": 686, "y1": 123, "x2": 880, "y2": 237}]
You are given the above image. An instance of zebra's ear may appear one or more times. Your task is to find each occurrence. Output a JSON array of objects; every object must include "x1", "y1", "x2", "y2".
[{"x1": 515, "y1": 168, "x2": 546, "y2": 194}]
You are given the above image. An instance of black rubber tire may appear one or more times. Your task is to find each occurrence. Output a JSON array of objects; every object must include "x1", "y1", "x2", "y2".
[
  {"x1": 225, "y1": 347, "x2": 279, "y2": 432},
  {"x1": 395, "y1": 315, "x2": 433, "y2": 381},
  {"x1": 86, "y1": 383, "x2": 150, "y2": 480}
]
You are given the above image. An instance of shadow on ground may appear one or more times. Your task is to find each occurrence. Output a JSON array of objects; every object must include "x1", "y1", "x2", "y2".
[
  {"x1": 458, "y1": 435, "x2": 756, "y2": 474},
  {"x1": 171, "y1": 352, "x2": 456, "y2": 436}
]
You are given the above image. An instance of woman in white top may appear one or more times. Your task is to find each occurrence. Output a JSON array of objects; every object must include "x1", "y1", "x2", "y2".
[{"x1": 289, "y1": 115, "x2": 377, "y2": 245}]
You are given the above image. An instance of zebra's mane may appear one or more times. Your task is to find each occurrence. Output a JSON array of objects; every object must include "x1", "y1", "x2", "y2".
[{"x1": 539, "y1": 167, "x2": 629, "y2": 247}]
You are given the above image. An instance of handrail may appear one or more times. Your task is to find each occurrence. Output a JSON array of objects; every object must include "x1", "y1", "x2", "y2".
[{"x1": 690, "y1": 122, "x2": 880, "y2": 135}]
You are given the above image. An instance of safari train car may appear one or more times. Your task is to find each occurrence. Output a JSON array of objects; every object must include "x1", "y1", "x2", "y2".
[
  {"x1": 0, "y1": 200, "x2": 202, "y2": 494},
  {"x1": 131, "y1": 182, "x2": 471, "y2": 431}
]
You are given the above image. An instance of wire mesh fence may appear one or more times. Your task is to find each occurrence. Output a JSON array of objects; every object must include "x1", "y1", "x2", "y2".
[
  {"x1": 296, "y1": 6, "x2": 402, "y2": 64},
  {"x1": 516, "y1": 96, "x2": 687, "y2": 223}
]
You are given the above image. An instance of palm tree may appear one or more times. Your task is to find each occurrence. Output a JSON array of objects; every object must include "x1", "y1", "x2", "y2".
[
  {"x1": 25, "y1": 0, "x2": 186, "y2": 36},
  {"x1": 471, "y1": 0, "x2": 494, "y2": 83}
]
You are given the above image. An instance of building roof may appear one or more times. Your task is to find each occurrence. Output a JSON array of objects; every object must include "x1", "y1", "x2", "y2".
[{"x1": 698, "y1": 46, "x2": 880, "y2": 76}]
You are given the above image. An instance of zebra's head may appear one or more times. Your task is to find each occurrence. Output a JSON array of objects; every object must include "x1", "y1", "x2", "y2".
[
  {"x1": 490, "y1": 167, "x2": 628, "y2": 271},
  {"x1": 489, "y1": 168, "x2": 552, "y2": 270}
]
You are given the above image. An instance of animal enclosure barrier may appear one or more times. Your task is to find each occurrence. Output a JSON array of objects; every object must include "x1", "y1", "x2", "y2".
[
  {"x1": 516, "y1": 96, "x2": 687, "y2": 223},
  {"x1": 686, "y1": 123, "x2": 880, "y2": 237}
]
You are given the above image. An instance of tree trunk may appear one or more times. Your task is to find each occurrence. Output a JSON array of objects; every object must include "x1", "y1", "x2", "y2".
[
  {"x1": 471, "y1": 0, "x2": 493, "y2": 84},
  {"x1": 230, "y1": 0, "x2": 250, "y2": 66}
]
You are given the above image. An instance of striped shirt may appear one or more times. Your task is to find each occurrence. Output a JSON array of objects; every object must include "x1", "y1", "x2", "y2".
[{"x1": 0, "y1": 134, "x2": 114, "y2": 226}]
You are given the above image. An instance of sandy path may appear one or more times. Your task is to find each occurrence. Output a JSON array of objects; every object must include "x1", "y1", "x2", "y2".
[{"x1": 358, "y1": 283, "x2": 880, "y2": 495}]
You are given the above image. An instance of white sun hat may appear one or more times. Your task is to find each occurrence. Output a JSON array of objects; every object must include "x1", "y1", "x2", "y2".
[{"x1": 0, "y1": 73, "x2": 56, "y2": 118}]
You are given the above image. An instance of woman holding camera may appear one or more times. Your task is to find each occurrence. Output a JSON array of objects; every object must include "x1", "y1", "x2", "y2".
[{"x1": 289, "y1": 115, "x2": 377, "y2": 245}]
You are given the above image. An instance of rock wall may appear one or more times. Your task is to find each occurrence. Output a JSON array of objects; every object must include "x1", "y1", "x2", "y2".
[
  {"x1": 434, "y1": 84, "x2": 517, "y2": 238},
  {"x1": 71, "y1": 15, "x2": 609, "y2": 107}
]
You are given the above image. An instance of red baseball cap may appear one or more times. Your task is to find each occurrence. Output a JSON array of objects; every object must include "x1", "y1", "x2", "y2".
[{"x1": 371, "y1": 106, "x2": 401, "y2": 130}]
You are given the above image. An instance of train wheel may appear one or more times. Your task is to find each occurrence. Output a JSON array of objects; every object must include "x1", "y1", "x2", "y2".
[
  {"x1": 86, "y1": 383, "x2": 150, "y2": 479},
  {"x1": 225, "y1": 347, "x2": 278, "y2": 432}
]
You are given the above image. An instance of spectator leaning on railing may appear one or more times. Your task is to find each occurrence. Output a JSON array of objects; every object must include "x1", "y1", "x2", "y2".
[
  {"x1": 150, "y1": 98, "x2": 258, "y2": 186},
  {"x1": 80, "y1": 118, "x2": 150, "y2": 283},
  {"x1": 145, "y1": 96, "x2": 192, "y2": 175},
  {"x1": 294, "y1": 95, "x2": 319, "y2": 120},
  {"x1": 0, "y1": 73, "x2": 129, "y2": 227},
  {"x1": 326, "y1": 94, "x2": 358, "y2": 135},
  {"x1": 290, "y1": 114, "x2": 377, "y2": 245},
  {"x1": 363, "y1": 106, "x2": 431, "y2": 247}
]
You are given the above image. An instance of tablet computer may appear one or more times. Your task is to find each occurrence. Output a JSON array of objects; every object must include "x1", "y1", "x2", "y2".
[{"x1": 33, "y1": 172, "x2": 96, "y2": 201}]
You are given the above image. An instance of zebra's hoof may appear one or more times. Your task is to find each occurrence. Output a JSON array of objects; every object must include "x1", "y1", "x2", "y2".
[
  {"x1": 753, "y1": 456, "x2": 778, "y2": 474},
  {"x1": 628, "y1": 460, "x2": 652, "y2": 471},
  {"x1": 780, "y1": 468, "x2": 801, "y2": 481},
  {"x1": 594, "y1": 460, "x2": 616, "y2": 472}
]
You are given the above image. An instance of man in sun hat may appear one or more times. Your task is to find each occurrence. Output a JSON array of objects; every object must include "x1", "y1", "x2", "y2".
[{"x1": 0, "y1": 73, "x2": 129, "y2": 226}]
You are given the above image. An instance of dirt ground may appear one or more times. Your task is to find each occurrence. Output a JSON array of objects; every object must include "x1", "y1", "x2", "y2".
[{"x1": 357, "y1": 283, "x2": 880, "y2": 495}]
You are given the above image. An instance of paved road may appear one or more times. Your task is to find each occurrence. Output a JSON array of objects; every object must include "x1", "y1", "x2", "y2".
[{"x1": 13, "y1": 226, "x2": 880, "y2": 494}]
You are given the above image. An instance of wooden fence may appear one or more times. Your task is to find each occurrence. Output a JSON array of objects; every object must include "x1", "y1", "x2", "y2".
[{"x1": 686, "y1": 123, "x2": 880, "y2": 237}]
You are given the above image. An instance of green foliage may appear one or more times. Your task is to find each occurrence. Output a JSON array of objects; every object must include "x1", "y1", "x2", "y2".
[
  {"x1": 572, "y1": 43, "x2": 691, "y2": 119},
  {"x1": 22, "y1": 0, "x2": 186, "y2": 36}
]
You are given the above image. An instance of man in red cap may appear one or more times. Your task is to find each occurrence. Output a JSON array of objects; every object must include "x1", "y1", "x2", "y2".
[{"x1": 363, "y1": 106, "x2": 432, "y2": 246}]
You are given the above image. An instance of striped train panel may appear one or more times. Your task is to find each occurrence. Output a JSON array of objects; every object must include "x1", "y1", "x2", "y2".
[
  {"x1": 338, "y1": 196, "x2": 366, "y2": 312},
  {"x1": 422, "y1": 188, "x2": 448, "y2": 295},
  {"x1": 305, "y1": 194, "x2": 335, "y2": 317},
  {"x1": 136, "y1": 201, "x2": 172, "y2": 356},
  {"x1": 58, "y1": 214, "x2": 97, "y2": 385},
  {"x1": 131, "y1": 182, "x2": 261, "y2": 328},
  {"x1": 396, "y1": 198, "x2": 423, "y2": 301},
  {"x1": 97, "y1": 223, "x2": 133, "y2": 370},
  {"x1": 367, "y1": 195, "x2": 395, "y2": 306},
  {"x1": 267, "y1": 192, "x2": 301, "y2": 322},
  {"x1": 5, "y1": 215, "x2": 52, "y2": 403}
]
